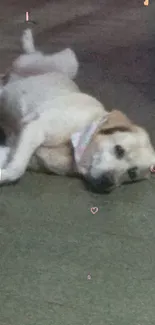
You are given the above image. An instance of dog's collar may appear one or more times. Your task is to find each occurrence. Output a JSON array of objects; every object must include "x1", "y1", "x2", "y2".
[{"x1": 71, "y1": 115, "x2": 108, "y2": 165}]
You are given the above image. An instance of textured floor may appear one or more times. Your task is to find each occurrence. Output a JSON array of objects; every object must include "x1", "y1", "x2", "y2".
[{"x1": 0, "y1": 1, "x2": 155, "y2": 324}]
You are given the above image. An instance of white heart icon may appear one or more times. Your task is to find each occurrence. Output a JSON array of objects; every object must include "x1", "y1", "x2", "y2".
[{"x1": 90, "y1": 207, "x2": 98, "y2": 214}]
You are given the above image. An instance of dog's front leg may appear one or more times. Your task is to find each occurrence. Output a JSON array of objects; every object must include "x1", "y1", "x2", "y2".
[{"x1": 0, "y1": 120, "x2": 44, "y2": 184}]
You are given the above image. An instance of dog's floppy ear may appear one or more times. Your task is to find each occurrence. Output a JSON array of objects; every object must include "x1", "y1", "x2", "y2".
[{"x1": 97, "y1": 110, "x2": 134, "y2": 135}]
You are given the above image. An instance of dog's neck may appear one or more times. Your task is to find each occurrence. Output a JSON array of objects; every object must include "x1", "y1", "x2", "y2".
[{"x1": 71, "y1": 115, "x2": 108, "y2": 167}]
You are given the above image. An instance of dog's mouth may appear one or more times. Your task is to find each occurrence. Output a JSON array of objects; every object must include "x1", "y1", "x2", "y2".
[
  {"x1": 83, "y1": 173, "x2": 115, "y2": 194},
  {"x1": 83, "y1": 169, "x2": 150, "y2": 193}
]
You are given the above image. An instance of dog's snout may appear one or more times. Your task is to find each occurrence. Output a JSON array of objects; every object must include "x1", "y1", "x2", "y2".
[{"x1": 86, "y1": 172, "x2": 114, "y2": 193}]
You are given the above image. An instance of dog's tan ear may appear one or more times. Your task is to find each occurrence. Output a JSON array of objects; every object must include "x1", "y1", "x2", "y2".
[{"x1": 97, "y1": 110, "x2": 134, "y2": 135}]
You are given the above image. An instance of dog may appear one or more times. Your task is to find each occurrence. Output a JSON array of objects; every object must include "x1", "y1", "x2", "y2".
[{"x1": 0, "y1": 29, "x2": 155, "y2": 193}]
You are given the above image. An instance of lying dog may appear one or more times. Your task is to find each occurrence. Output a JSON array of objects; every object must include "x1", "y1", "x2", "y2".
[{"x1": 0, "y1": 29, "x2": 155, "y2": 193}]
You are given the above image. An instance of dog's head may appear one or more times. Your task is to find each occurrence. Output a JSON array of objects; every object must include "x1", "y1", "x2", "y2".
[{"x1": 73, "y1": 110, "x2": 155, "y2": 193}]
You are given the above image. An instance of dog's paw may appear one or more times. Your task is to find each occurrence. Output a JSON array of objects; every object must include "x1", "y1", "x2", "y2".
[{"x1": 0, "y1": 167, "x2": 17, "y2": 184}]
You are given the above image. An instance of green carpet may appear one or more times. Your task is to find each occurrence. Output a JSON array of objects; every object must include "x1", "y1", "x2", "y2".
[
  {"x1": 0, "y1": 1, "x2": 155, "y2": 324},
  {"x1": 1, "y1": 174, "x2": 155, "y2": 325}
]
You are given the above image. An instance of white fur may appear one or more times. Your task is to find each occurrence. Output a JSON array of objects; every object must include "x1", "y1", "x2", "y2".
[
  {"x1": 0, "y1": 29, "x2": 104, "y2": 183},
  {"x1": 10, "y1": 29, "x2": 79, "y2": 81},
  {"x1": 0, "y1": 29, "x2": 155, "y2": 188},
  {"x1": 22, "y1": 28, "x2": 36, "y2": 54},
  {"x1": 0, "y1": 146, "x2": 10, "y2": 169}
]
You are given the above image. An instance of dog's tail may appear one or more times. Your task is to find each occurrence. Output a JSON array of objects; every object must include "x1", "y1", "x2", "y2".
[{"x1": 21, "y1": 29, "x2": 36, "y2": 54}]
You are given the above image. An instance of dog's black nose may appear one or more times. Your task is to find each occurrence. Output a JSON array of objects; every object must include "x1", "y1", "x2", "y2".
[{"x1": 85, "y1": 173, "x2": 114, "y2": 193}]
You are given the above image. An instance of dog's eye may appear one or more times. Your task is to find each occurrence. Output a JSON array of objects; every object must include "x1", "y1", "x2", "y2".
[
  {"x1": 128, "y1": 167, "x2": 137, "y2": 180},
  {"x1": 114, "y1": 145, "x2": 125, "y2": 159}
]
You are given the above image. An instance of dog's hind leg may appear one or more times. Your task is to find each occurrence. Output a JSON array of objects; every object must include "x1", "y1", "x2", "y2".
[
  {"x1": 21, "y1": 29, "x2": 36, "y2": 54},
  {"x1": 0, "y1": 120, "x2": 45, "y2": 184}
]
